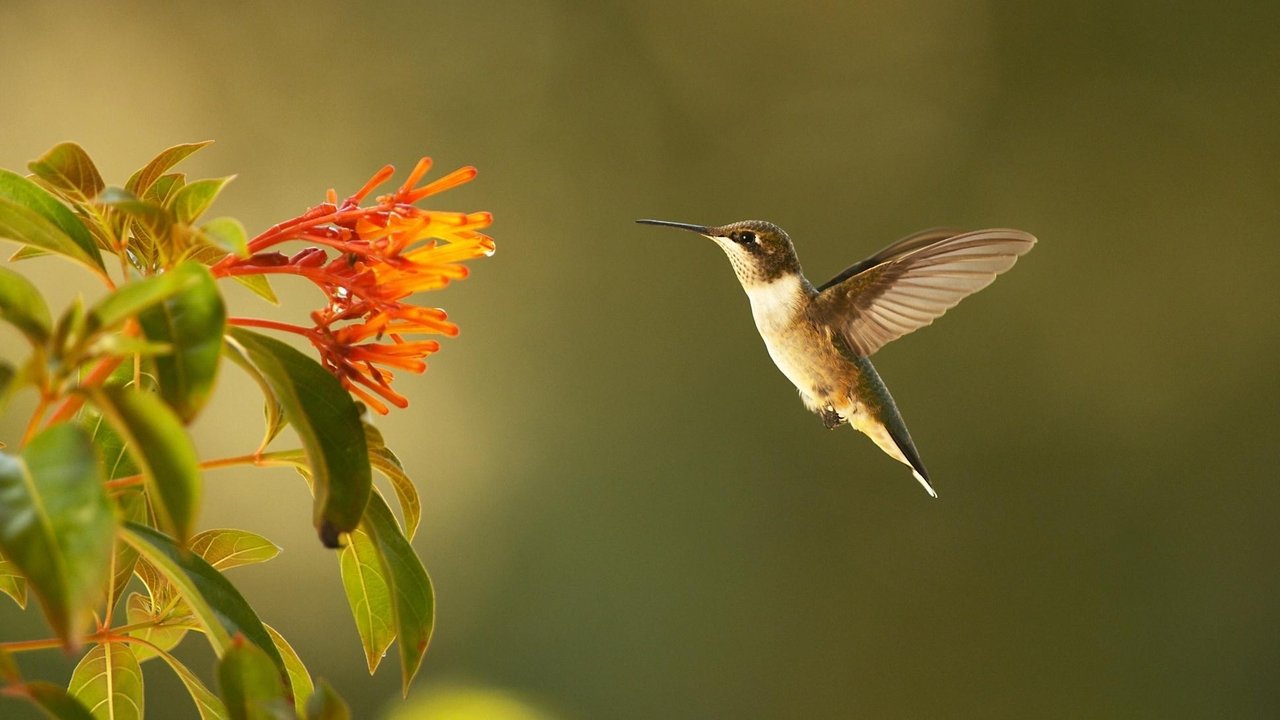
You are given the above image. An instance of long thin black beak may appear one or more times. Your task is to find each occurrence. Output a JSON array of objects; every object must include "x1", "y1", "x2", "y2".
[{"x1": 636, "y1": 219, "x2": 711, "y2": 234}]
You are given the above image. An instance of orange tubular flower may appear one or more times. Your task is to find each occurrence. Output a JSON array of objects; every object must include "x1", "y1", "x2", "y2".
[{"x1": 213, "y1": 158, "x2": 494, "y2": 413}]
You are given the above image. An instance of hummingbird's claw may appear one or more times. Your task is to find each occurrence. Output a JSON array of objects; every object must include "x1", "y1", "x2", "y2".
[{"x1": 821, "y1": 406, "x2": 846, "y2": 429}]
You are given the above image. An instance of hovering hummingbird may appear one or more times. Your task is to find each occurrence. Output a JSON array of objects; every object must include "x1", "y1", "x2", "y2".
[{"x1": 636, "y1": 219, "x2": 1036, "y2": 497}]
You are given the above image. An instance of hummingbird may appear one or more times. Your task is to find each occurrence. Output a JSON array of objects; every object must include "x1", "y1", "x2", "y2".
[{"x1": 635, "y1": 219, "x2": 1036, "y2": 497}]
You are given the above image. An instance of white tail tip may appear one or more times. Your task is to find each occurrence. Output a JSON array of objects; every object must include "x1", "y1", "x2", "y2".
[{"x1": 913, "y1": 469, "x2": 938, "y2": 498}]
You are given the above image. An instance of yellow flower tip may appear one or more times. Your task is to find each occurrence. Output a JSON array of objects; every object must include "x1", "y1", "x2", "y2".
[
  {"x1": 326, "y1": 188, "x2": 338, "y2": 204},
  {"x1": 355, "y1": 216, "x2": 393, "y2": 241}
]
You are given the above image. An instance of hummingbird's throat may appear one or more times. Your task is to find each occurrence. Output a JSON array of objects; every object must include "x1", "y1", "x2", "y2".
[
  {"x1": 712, "y1": 237, "x2": 770, "y2": 285},
  {"x1": 709, "y1": 234, "x2": 802, "y2": 286}
]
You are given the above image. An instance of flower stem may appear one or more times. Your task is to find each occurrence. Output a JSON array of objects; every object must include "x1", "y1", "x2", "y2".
[{"x1": 227, "y1": 316, "x2": 316, "y2": 337}]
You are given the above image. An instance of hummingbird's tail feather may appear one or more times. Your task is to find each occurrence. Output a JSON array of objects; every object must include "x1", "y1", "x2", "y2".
[
  {"x1": 850, "y1": 411, "x2": 936, "y2": 498},
  {"x1": 883, "y1": 415, "x2": 934, "y2": 498},
  {"x1": 848, "y1": 355, "x2": 936, "y2": 497},
  {"x1": 912, "y1": 469, "x2": 939, "y2": 499}
]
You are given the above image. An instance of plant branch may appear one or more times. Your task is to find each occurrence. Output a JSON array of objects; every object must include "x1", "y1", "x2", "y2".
[
  {"x1": 0, "y1": 618, "x2": 188, "y2": 655},
  {"x1": 44, "y1": 355, "x2": 125, "y2": 427},
  {"x1": 19, "y1": 392, "x2": 52, "y2": 448},
  {"x1": 104, "y1": 450, "x2": 303, "y2": 491}
]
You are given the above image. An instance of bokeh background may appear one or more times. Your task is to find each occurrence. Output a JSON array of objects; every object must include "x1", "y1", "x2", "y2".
[{"x1": 2, "y1": 1, "x2": 1278, "y2": 718}]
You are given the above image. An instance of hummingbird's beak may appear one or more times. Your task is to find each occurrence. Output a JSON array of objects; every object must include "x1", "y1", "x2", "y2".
[{"x1": 636, "y1": 219, "x2": 712, "y2": 235}]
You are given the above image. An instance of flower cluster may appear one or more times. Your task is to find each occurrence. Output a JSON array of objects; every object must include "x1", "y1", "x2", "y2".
[{"x1": 213, "y1": 158, "x2": 493, "y2": 413}]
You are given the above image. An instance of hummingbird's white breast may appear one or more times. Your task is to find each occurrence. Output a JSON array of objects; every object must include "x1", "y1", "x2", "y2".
[
  {"x1": 743, "y1": 274, "x2": 834, "y2": 408},
  {"x1": 744, "y1": 274, "x2": 806, "y2": 336}
]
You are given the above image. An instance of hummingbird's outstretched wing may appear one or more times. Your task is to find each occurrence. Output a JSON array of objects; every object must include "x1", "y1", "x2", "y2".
[
  {"x1": 815, "y1": 227, "x2": 963, "y2": 291},
  {"x1": 813, "y1": 228, "x2": 1036, "y2": 356}
]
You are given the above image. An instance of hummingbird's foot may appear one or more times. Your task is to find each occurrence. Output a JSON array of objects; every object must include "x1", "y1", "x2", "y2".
[{"x1": 820, "y1": 406, "x2": 846, "y2": 429}]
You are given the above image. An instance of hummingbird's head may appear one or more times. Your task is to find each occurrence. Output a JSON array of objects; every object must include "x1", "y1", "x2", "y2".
[{"x1": 635, "y1": 219, "x2": 802, "y2": 287}]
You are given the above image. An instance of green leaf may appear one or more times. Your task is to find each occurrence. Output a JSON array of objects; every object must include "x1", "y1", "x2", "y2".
[
  {"x1": 364, "y1": 424, "x2": 420, "y2": 540},
  {"x1": 84, "y1": 408, "x2": 140, "y2": 481},
  {"x1": 86, "y1": 385, "x2": 201, "y2": 544},
  {"x1": 132, "y1": 555, "x2": 176, "y2": 612},
  {"x1": 97, "y1": 188, "x2": 173, "y2": 249},
  {"x1": 151, "y1": 644, "x2": 229, "y2": 720},
  {"x1": 232, "y1": 275, "x2": 279, "y2": 304},
  {"x1": 0, "y1": 198, "x2": 103, "y2": 273},
  {"x1": 142, "y1": 173, "x2": 185, "y2": 205},
  {"x1": 363, "y1": 492, "x2": 435, "y2": 695},
  {"x1": 264, "y1": 624, "x2": 314, "y2": 712},
  {"x1": 9, "y1": 244, "x2": 50, "y2": 261},
  {"x1": 137, "y1": 263, "x2": 226, "y2": 422},
  {"x1": 190, "y1": 529, "x2": 280, "y2": 571},
  {"x1": 0, "y1": 424, "x2": 114, "y2": 646},
  {"x1": 125, "y1": 592, "x2": 190, "y2": 663},
  {"x1": 222, "y1": 342, "x2": 286, "y2": 452},
  {"x1": 28, "y1": 142, "x2": 105, "y2": 203},
  {"x1": 0, "y1": 265, "x2": 52, "y2": 344},
  {"x1": 105, "y1": 489, "x2": 149, "y2": 614},
  {"x1": 85, "y1": 260, "x2": 205, "y2": 336},
  {"x1": 304, "y1": 679, "x2": 349, "y2": 720},
  {"x1": 51, "y1": 298, "x2": 88, "y2": 359},
  {"x1": 182, "y1": 220, "x2": 274, "y2": 302},
  {"x1": 0, "y1": 557, "x2": 27, "y2": 608},
  {"x1": 67, "y1": 643, "x2": 144, "y2": 720},
  {"x1": 217, "y1": 638, "x2": 293, "y2": 720},
  {"x1": 0, "y1": 361, "x2": 15, "y2": 416},
  {"x1": 226, "y1": 327, "x2": 371, "y2": 547},
  {"x1": 338, "y1": 526, "x2": 393, "y2": 674},
  {"x1": 200, "y1": 217, "x2": 249, "y2": 257},
  {"x1": 126, "y1": 142, "x2": 213, "y2": 198},
  {"x1": 122, "y1": 523, "x2": 287, "y2": 679},
  {"x1": 0, "y1": 169, "x2": 103, "y2": 271},
  {"x1": 7, "y1": 681, "x2": 97, "y2": 720},
  {"x1": 86, "y1": 335, "x2": 172, "y2": 359},
  {"x1": 172, "y1": 177, "x2": 234, "y2": 225}
]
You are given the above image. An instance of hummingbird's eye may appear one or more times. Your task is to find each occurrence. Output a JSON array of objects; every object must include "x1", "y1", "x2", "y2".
[{"x1": 738, "y1": 231, "x2": 757, "y2": 244}]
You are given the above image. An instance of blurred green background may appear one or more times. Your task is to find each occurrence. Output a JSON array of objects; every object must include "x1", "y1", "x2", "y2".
[{"x1": 2, "y1": 1, "x2": 1278, "y2": 717}]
